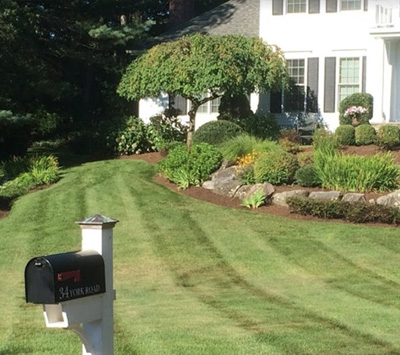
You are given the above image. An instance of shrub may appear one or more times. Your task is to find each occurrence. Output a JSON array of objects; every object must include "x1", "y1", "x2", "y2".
[
  {"x1": 218, "y1": 134, "x2": 282, "y2": 161},
  {"x1": 254, "y1": 151, "x2": 298, "y2": 185},
  {"x1": 335, "y1": 125, "x2": 355, "y2": 146},
  {"x1": 294, "y1": 164, "x2": 320, "y2": 187},
  {"x1": 279, "y1": 138, "x2": 301, "y2": 154},
  {"x1": 115, "y1": 116, "x2": 153, "y2": 155},
  {"x1": 377, "y1": 125, "x2": 400, "y2": 150},
  {"x1": 280, "y1": 129, "x2": 301, "y2": 144},
  {"x1": 1, "y1": 156, "x2": 30, "y2": 181},
  {"x1": 297, "y1": 151, "x2": 314, "y2": 167},
  {"x1": 355, "y1": 124, "x2": 376, "y2": 145},
  {"x1": 147, "y1": 113, "x2": 188, "y2": 151},
  {"x1": 158, "y1": 143, "x2": 222, "y2": 188},
  {"x1": 312, "y1": 129, "x2": 339, "y2": 151},
  {"x1": 287, "y1": 197, "x2": 400, "y2": 225},
  {"x1": 239, "y1": 113, "x2": 281, "y2": 140},
  {"x1": 339, "y1": 93, "x2": 373, "y2": 125},
  {"x1": 192, "y1": 120, "x2": 243, "y2": 145}
]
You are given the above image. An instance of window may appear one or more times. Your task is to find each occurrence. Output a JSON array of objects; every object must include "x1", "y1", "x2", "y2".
[
  {"x1": 287, "y1": 0, "x2": 306, "y2": 13},
  {"x1": 285, "y1": 59, "x2": 306, "y2": 111},
  {"x1": 338, "y1": 57, "x2": 360, "y2": 105},
  {"x1": 197, "y1": 93, "x2": 209, "y2": 113},
  {"x1": 211, "y1": 97, "x2": 221, "y2": 113},
  {"x1": 341, "y1": 0, "x2": 362, "y2": 11}
]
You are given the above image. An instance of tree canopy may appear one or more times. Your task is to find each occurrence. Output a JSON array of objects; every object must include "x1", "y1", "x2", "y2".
[{"x1": 118, "y1": 34, "x2": 287, "y2": 145}]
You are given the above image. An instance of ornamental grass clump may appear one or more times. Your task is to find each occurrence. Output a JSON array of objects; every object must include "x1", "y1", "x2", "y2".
[
  {"x1": 218, "y1": 134, "x2": 282, "y2": 161},
  {"x1": 313, "y1": 149, "x2": 400, "y2": 192}
]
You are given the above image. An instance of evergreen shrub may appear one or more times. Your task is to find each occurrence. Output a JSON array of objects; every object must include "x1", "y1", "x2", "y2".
[
  {"x1": 339, "y1": 93, "x2": 373, "y2": 125},
  {"x1": 335, "y1": 125, "x2": 355, "y2": 146},
  {"x1": 294, "y1": 164, "x2": 320, "y2": 187},
  {"x1": 192, "y1": 120, "x2": 243, "y2": 145},
  {"x1": 355, "y1": 124, "x2": 376, "y2": 145},
  {"x1": 377, "y1": 125, "x2": 400, "y2": 150}
]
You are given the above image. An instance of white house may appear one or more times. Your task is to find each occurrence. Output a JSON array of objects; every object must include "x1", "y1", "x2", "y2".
[{"x1": 138, "y1": 0, "x2": 400, "y2": 132}]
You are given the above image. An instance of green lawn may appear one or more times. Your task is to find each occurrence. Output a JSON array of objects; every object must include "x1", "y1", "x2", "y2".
[{"x1": 1, "y1": 158, "x2": 400, "y2": 354}]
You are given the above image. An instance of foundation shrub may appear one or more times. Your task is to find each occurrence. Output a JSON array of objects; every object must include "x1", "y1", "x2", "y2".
[
  {"x1": 192, "y1": 120, "x2": 243, "y2": 145},
  {"x1": 239, "y1": 113, "x2": 281, "y2": 140},
  {"x1": 294, "y1": 164, "x2": 320, "y2": 187},
  {"x1": 377, "y1": 125, "x2": 400, "y2": 150},
  {"x1": 280, "y1": 129, "x2": 301, "y2": 144},
  {"x1": 254, "y1": 151, "x2": 298, "y2": 185},
  {"x1": 335, "y1": 125, "x2": 355, "y2": 146},
  {"x1": 355, "y1": 124, "x2": 376, "y2": 145}
]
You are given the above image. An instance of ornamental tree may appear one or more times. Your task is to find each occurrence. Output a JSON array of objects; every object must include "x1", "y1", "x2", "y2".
[{"x1": 118, "y1": 33, "x2": 287, "y2": 145}]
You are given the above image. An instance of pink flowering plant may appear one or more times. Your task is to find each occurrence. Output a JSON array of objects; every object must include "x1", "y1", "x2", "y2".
[
  {"x1": 344, "y1": 106, "x2": 368, "y2": 119},
  {"x1": 344, "y1": 106, "x2": 369, "y2": 126}
]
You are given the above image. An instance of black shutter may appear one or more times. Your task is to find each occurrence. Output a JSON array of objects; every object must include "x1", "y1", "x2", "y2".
[
  {"x1": 364, "y1": 0, "x2": 368, "y2": 11},
  {"x1": 309, "y1": 0, "x2": 320, "y2": 14},
  {"x1": 270, "y1": 90, "x2": 283, "y2": 113},
  {"x1": 324, "y1": 57, "x2": 336, "y2": 113},
  {"x1": 326, "y1": 0, "x2": 337, "y2": 13},
  {"x1": 273, "y1": 0, "x2": 284, "y2": 15},
  {"x1": 362, "y1": 56, "x2": 367, "y2": 93},
  {"x1": 307, "y1": 58, "x2": 319, "y2": 113}
]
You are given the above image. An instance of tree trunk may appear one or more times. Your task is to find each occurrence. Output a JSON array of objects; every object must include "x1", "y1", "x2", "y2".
[{"x1": 187, "y1": 109, "x2": 196, "y2": 147}]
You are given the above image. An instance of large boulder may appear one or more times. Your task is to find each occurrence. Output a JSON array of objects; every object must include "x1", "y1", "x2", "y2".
[
  {"x1": 272, "y1": 190, "x2": 309, "y2": 207},
  {"x1": 376, "y1": 190, "x2": 400, "y2": 208},
  {"x1": 309, "y1": 191, "x2": 341, "y2": 201},
  {"x1": 342, "y1": 193, "x2": 366, "y2": 203},
  {"x1": 235, "y1": 183, "x2": 275, "y2": 201}
]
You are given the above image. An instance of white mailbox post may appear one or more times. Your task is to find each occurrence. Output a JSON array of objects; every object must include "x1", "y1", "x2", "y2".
[{"x1": 25, "y1": 214, "x2": 118, "y2": 355}]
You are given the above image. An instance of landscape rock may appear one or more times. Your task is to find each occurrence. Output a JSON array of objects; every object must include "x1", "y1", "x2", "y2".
[
  {"x1": 210, "y1": 180, "x2": 243, "y2": 198},
  {"x1": 235, "y1": 183, "x2": 275, "y2": 200},
  {"x1": 272, "y1": 190, "x2": 309, "y2": 207},
  {"x1": 376, "y1": 190, "x2": 400, "y2": 208},
  {"x1": 309, "y1": 191, "x2": 341, "y2": 201},
  {"x1": 209, "y1": 166, "x2": 239, "y2": 182},
  {"x1": 342, "y1": 193, "x2": 366, "y2": 203}
]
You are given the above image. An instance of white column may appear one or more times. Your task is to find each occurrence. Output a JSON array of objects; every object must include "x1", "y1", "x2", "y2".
[{"x1": 77, "y1": 215, "x2": 118, "y2": 355}]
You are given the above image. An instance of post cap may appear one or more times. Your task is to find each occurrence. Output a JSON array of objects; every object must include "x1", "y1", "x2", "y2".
[{"x1": 76, "y1": 214, "x2": 119, "y2": 228}]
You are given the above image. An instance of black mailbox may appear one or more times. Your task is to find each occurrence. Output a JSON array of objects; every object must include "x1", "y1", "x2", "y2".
[{"x1": 25, "y1": 250, "x2": 106, "y2": 304}]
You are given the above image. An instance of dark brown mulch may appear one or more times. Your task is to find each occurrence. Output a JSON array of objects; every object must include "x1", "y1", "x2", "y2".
[{"x1": 127, "y1": 148, "x2": 400, "y2": 228}]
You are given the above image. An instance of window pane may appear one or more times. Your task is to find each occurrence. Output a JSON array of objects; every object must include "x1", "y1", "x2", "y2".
[
  {"x1": 211, "y1": 97, "x2": 221, "y2": 113},
  {"x1": 338, "y1": 57, "x2": 360, "y2": 104},
  {"x1": 341, "y1": 0, "x2": 362, "y2": 11},
  {"x1": 285, "y1": 59, "x2": 305, "y2": 111},
  {"x1": 287, "y1": 0, "x2": 306, "y2": 13},
  {"x1": 197, "y1": 93, "x2": 208, "y2": 113}
]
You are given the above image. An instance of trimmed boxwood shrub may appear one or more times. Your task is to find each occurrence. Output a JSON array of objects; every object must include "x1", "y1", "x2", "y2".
[
  {"x1": 192, "y1": 120, "x2": 243, "y2": 145},
  {"x1": 377, "y1": 125, "x2": 400, "y2": 150},
  {"x1": 294, "y1": 164, "x2": 320, "y2": 187},
  {"x1": 254, "y1": 150, "x2": 298, "y2": 185},
  {"x1": 335, "y1": 125, "x2": 355, "y2": 146},
  {"x1": 355, "y1": 124, "x2": 376, "y2": 145},
  {"x1": 339, "y1": 93, "x2": 373, "y2": 125}
]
